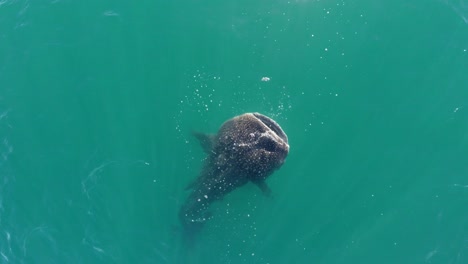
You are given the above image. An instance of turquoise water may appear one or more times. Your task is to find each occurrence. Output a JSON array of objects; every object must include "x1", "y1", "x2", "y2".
[{"x1": 1, "y1": 0, "x2": 467, "y2": 263}]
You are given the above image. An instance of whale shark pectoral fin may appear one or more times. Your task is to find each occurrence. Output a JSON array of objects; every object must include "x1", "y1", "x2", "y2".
[
  {"x1": 185, "y1": 179, "x2": 197, "y2": 190},
  {"x1": 192, "y1": 132, "x2": 216, "y2": 153},
  {"x1": 253, "y1": 180, "x2": 272, "y2": 197}
]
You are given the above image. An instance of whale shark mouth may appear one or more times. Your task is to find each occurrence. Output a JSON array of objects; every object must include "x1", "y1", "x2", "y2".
[{"x1": 252, "y1": 113, "x2": 289, "y2": 145}]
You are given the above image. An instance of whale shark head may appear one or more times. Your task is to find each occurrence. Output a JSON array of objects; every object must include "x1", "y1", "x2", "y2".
[{"x1": 215, "y1": 112, "x2": 289, "y2": 182}]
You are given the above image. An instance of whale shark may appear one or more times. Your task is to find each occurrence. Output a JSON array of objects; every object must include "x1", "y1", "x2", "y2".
[{"x1": 178, "y1": 112, "x2": 290, "y2": 245}]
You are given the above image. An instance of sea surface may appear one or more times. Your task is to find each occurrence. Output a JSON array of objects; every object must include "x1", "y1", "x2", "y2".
[{"x1": 1, "y1": 0, "x2": 467, "y2": 263}]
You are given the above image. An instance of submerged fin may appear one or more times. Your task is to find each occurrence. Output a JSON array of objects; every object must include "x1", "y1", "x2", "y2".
[
  {"x1": 185, "y1": 179, "x2": 197, "y2": 190},
  {"x1": 192, "y1": 132, "x2": 216, "y2": 153},
  {"x1": 253, "y1": 180, "x2": 272, "y2": 197}
]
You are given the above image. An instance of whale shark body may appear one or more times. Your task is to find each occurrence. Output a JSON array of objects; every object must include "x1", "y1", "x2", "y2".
[{"x1": 179, "y1": 112, "x2": 290, "y2": 245}]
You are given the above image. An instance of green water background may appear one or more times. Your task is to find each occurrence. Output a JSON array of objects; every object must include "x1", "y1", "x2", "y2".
[{"x1": 1, "y1": 0, "x2": 467, "y2": 263}]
